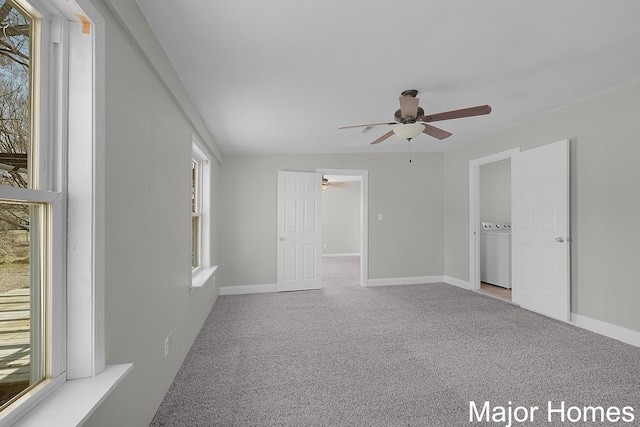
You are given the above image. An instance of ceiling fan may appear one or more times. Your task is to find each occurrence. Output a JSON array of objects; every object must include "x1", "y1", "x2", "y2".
[
  {"x1": 322, "y1": 176, "x2": 349, "y2": 190},
  {"x1": 339, "y1": 89, "x2": 491, "y2": 145}
]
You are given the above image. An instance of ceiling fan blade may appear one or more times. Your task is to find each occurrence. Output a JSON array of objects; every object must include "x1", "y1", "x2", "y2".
[
  {"x1": 370, "y1": 130, "x2": 394, "y2": 145},
  {"x1": 399, "y1": 96, "x2": 419, "y2": 119},
  {"x1": 422, "y1": 123, "x2": 452, "y2": 140},
  {"x1": 421, "y1": 105, "x2": 492, "y2": 122},
  {"x1": 338, "y1": 121, "x2": 396, "y2": 130}
]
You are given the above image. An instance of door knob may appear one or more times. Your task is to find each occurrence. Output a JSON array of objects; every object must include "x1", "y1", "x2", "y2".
[
  {"x1": 279, "y1": 236, "x2": 285, "y2": 241},
  {"x1": 555, "y1": 237, "x2": 564, "y2": 243}
]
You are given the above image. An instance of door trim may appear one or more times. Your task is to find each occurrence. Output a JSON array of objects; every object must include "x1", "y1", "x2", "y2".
[
  {"x1": 316, "y1": 168, "x2": 369, "y2": 287},
  {"x1": 469, "y1": 148, "x2": 520, "y2": 291}
]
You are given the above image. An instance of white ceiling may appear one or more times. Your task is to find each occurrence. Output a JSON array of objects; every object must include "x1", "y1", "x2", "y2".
[{"x1": 134, "y1": 0, "x2": 640, "y2": 155}]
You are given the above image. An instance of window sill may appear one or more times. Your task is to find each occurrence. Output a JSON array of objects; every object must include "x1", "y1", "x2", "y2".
[
  {"x1": 191, "y1": 265, "x2": 218, "y2": 290},
  {"x1": 13, "y1": 363, "x2": 133, "y2": 427}
]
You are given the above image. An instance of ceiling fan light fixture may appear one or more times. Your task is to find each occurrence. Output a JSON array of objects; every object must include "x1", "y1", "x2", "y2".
[{"x1": 393, "y1": 123, "x2": 425, "y2": 140}]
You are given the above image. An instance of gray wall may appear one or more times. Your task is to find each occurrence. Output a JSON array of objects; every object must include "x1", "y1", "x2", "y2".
[
  {"x1": 480, "y1": 159, "x2": 511, "y2": 223},
  {"x1": 84, "y1": 2, "x2": 220, "y2": 426},
  {"x1": 322, "y1": 181, "x2": 361, "y2": 255},
  {"x1": 219, "y1": 153, "x2": 444, "y2": 286},
  {"x1": 444, "y1": 78, "x2": 640, "y2": 333}
]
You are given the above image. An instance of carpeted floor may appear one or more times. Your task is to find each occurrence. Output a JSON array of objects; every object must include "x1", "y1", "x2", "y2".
[{"x1": 150, "y1": 256, "x2": 640, "y2": 426}]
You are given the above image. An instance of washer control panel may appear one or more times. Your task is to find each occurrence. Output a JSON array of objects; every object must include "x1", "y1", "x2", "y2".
[{"x1": 482, "y1": 222, "x2": 511, "y2": 230}]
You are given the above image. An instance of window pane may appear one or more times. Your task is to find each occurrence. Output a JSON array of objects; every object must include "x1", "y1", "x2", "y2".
[
  {"x1": 192, "y1": 215, "x2": 200, "y2": 270},
  {"x1": 0, "y1": 0, "x2": 32, "y2": 189},
  {"x1": 191, "y1": 160, "x2": 198, "y2": 213},
  {"x1": 0, "y1": 200, "x2": 44, "y2": 408}
]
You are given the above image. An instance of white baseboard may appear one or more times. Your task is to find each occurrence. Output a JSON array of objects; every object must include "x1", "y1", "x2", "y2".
[
  {"x1": 571, "y1": 313, "x2": 640, "y2": 348},
  {"x1": 322, "y1": 253, "x2": 361, "y2": 257},
  {"x1": 219, "y1": 283, "x2": 277, "y2": 295},
  {"x1": 220, "y1": 275, "x2": 444, "y2": 294},
  {"x1": 367, "y1": 275, "x2": 444, "y2": 287},
  {"x1": 444, "y1": 276, "x2": 471, "y2": 290}
]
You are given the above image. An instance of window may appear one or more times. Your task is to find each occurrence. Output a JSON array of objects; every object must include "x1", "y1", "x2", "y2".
[
  {"x1": 191, "y1": 137, "x2": 215, "y2": 288},
  {"x1": 0, "y1": 0, "x2": 49, "y2": 409},
  {"x1": 0, "y1": 0, "x2": 122, "y2": 423},
  {"x1": 191, "y1": 158, "x2": 202, "y2": 270}
]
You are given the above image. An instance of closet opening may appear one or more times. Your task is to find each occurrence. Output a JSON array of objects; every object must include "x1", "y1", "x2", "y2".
[{"x1": 469, "y1": 149, "x2": 519, "y2": 302}]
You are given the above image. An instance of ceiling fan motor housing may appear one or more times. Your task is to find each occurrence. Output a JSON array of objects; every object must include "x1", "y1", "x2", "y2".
[{"x1": 394, "y1": 107, "x2": 424, "y2": 123}]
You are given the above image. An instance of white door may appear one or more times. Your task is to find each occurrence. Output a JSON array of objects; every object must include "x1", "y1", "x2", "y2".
[
  {"x1": 512, "y1": 140, "x2": 570, "y2": 320},
  {"x1": 277, "y1": 171, "x2": 323, "y2": 291}
]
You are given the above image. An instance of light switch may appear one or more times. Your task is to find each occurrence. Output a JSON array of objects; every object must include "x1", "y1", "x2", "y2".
[{"x1": 378, "y1": 213, "x2": 383, "y2": 221}]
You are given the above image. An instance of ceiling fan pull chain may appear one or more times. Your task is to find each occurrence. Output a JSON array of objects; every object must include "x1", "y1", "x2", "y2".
[{"x1": 408, "y1": 139, "x2": 412, "y2": 163}]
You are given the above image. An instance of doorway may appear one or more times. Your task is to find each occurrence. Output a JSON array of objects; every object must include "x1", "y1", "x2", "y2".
[
  {"x1": 478, "y1": 159, "x2": 513, "y2": 301},
  {"x1": 470, "y1": 141, "x2": 571, "y2": 321},
  {"x1": 469, "y1": 149, "x2": 519, "y2": 298},
  {"x1": 317, "y1": 168, "x2": 369, "y2": 287}
]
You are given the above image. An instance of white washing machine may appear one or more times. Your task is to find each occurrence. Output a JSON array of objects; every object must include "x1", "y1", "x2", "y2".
[{"x1": 480, "y1": 222, "x2": 511, "y2": 289}]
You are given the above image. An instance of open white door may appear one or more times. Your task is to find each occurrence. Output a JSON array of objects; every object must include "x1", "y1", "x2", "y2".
[
  {"x1": 512, "y1": 140, "x2": 570, "y2": 321},
  {"x1": 277, "y1": 171, "x2": 323, "y2": 291}
]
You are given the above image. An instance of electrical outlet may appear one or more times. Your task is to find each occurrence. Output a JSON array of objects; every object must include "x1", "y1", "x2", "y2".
[{"x1": 164, "y1": 336, "x2": 170, "y2": 357}]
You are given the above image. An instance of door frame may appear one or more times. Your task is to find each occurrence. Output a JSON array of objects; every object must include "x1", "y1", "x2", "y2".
[
  {"x1": 469, "y1": 148, "x2": 520, "y2": 292},
  {"x1": 316, "y1": 168, "x2": 369, "y2": 287}
]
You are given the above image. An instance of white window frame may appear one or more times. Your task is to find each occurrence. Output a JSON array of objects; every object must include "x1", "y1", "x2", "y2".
[
  {"x1": 0, "y1": 0, "x2": 63, "y2": 419},
  {"x1": 191, "y1": 136, "x2": 216, "y2": 289},
  {"x1": 192, "y1": 152, "x2": 203, "y2": 271},
  {"x1": 0, "y1": 1, "x2": 131, "y2": 425},
  {"x1": 0, "y1": 0, "x2": 51, "y2": 393}
]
